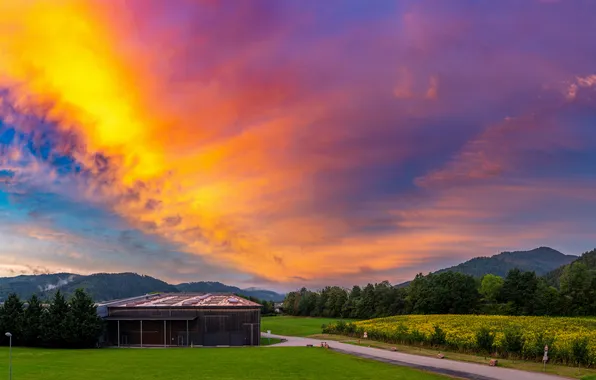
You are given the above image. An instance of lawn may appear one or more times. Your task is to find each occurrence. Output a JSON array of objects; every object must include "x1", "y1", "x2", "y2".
[
  {"x1": 261, "y1": 316, "x2": 354, "y2": 337},
  {"x1": 0, "y1": 347, "x2": 451, "y2": 380},
  {"x1": 260, "y1": 337, "x2": 282, "y2": 346}
]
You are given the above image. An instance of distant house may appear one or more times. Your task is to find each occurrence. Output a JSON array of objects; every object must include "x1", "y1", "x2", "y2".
[
  {"x1": 96, "y1": 292, "x2": 262, "y2": 347},
  {"x1": 274, "y1": 302, "x2": 284, "y2": 313}
]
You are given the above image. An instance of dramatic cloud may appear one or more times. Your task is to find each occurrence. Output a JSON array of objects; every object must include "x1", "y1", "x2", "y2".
[{"x1": 0, "y1": 0, "x2": 595, "y2": 289}]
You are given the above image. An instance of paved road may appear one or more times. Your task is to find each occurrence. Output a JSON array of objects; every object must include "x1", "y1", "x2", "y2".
[{"x1": 262, "y1": 333, "x2": 571, "y2": 380}]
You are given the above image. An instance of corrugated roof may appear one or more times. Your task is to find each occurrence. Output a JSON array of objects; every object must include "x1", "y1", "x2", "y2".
[
  {"x1": 104, "y1": 316, "x2": 198, "y2": 321},
  {"x1": 104, "y1": 293, "x2": 261, "y2": 308}
]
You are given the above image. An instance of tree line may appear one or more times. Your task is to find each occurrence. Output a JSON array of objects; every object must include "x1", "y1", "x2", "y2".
[
  {"x1": 240, "y1": 294, "x2": 277, "y2": 316},
  {"x1": 0, "y1": 289, "x2": 103, "y2": 348},
  {"x1": 283, "y1": 261, "x2": 596, "y2": 319}
]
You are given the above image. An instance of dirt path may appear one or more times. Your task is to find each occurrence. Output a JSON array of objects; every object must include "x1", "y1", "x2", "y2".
[{"x1": 263, "y1": 333, "x2": 572, "y2": 380}]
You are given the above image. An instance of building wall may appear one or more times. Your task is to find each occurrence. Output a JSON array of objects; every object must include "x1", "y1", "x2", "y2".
[{"x1": 105, "y1": 307, "x2": 260, "y2": 347}]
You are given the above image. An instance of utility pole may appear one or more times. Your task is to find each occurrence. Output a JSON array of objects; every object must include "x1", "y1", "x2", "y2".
[{"x1": 5, "y1": 332, "x2": 12, "y2": 380}]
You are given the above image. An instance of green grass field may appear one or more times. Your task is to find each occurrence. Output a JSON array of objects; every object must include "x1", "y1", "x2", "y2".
[
  {"x1": 261, "y1": 316, "x2": 354, "y2": 337},
  {"x1": 0, "y1": 347, "x2": 450, "y2": 380},
  {"x1": 260, "y1": 337, "x2": 282, "y2": 346}
]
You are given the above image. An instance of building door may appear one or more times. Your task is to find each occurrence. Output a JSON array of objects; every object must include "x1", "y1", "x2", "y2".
[{"x1": 243, "y1": 323, "x2": 258, "y2": 346}]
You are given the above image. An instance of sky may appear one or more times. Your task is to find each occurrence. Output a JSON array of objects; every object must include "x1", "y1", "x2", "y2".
[{"x1": 0, "y1": 0, "x2": 595, "y2": 291}]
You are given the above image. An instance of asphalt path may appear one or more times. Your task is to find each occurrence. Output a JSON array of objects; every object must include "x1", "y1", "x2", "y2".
[{"x1": 262, "y1": 333, "x2": 571, "y2": 380}]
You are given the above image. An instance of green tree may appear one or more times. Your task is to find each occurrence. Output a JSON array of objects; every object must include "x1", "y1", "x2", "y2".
[
  {"x1": 42, "y1": 290, "x2": 69, "y2": 347},
  {"x1": 0, "y1": 293, "x2": 24, "y2": 346},
  {"x1": 342, "y1": 285, "x2": 361, "y2": 318},
  {"x1": 325, "y1": 286, "x2": 348, "y2": 318},
  {"x1": 479, "y1": 274, "x2": 504, "y2": 303},
  {"x1": 23, "y1": 294, "x2": 44, "y2": 346},
  {"x1": 533, "y1": 279, "x2": 561, "y2": 316},
  {"x1": 356, "y1": 284, "x2": 376, "y2": 319},
  {"x1": 408, "y1": 272, "x2": 479, "y2": 314},
  {"x1": 560, "y1": 263, "x2": 593, "y2": 316},
  {"x1": 406, "y1": 274, "x2": 432, "y2": 314},
  {"x1": 283, "y1": 292, "x2": 298, "y2": 315},
  {"x1": 64, "y1": 289, "x2": 104, "y2": 348},
  {"x1": 500, "y1": 269, "x2": 539, "y2": 315}
]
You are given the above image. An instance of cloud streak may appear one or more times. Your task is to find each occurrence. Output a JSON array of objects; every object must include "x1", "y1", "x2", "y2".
[{"x1": 0, "y1": 0, "x2": 595, "y2": 288}]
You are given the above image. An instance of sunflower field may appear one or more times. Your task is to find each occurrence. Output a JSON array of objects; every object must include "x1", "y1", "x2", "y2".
[{"x1": 323, "y1": 315, "x2": 596, "y2": 366}]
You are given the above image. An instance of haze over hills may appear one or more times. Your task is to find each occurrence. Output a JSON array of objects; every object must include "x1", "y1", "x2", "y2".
[
  {"x1": 0, "y1": 272, "x2": 285, "y2": 302},
  {"x1": 396, "y1": 247, "x2": 578, "y2": 287}
]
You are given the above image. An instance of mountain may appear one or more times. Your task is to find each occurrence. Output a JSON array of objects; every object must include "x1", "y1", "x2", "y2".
[
  {"x1": 434, "y1": 247, "x2": 577, "y2": 278},
  {"x1": 0, "y1": 272, "x2": 284, "y2": 302},
  {"x1": 0, "y1": 273, "x2": 81, "y2": 300},
  {"x1": 544, "y1": 248, "x2": 596, "y2": 287},
  {"x1": 396, "y1": 247, "x2": 577, "y2": 287},
  {"x1": 175, "y1": 281, "x2": 284, "y2": 301}
]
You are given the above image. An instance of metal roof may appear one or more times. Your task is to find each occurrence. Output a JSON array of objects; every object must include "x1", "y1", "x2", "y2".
[
  {"x1": 101, "y1": 293, "x2": 262, "y2": 308},
  {"x1": 103, "y1": 316, "x2": 198, "y2": 321}
]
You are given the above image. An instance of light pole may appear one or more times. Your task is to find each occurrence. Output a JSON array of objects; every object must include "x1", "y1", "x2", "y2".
[{"x1": 5, "y1": 332, "x2": 11, "y2": 380}]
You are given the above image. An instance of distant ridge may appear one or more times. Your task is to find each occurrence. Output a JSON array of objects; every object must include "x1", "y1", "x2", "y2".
[
  {"x1": 435, "y1": 247, "x2": 577, "y2": 278},
  {"x1": 0, "y1": 272, "x2": 285, "y2": 302},
  {"x1": 544, "y1": 248, "x2": 596, "y2": 287},
  {"x1": 396, "y1": 247, "x2": 577, "y2": 286}
]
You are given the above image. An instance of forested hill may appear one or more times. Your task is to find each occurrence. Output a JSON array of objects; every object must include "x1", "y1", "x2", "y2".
[
  {"x1": 544, "y1": 249, "x2": 596, "y2": 287},
  {"x1": 0, "y1": 272, "x2": 285, "y2": 302},
  {"x1": 434, "y1": 247, "x2": 576, "y2": 278}
]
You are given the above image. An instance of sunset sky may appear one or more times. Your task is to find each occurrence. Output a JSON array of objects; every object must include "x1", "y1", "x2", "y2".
[{"x1": 0, "y1": 0, "x2": 595, "y2": 291}]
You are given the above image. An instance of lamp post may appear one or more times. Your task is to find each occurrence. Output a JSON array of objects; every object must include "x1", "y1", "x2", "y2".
[{"x1": 4, "y1": 332, "x2": 12, "y2": 380}]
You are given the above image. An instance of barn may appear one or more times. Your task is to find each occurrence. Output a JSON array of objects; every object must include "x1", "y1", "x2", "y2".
[{"x1": 97, "y1": 293, "x2": 262, "y2": 347}]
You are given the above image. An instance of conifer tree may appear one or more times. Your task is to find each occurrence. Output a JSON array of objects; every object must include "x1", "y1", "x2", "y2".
[
  {"x1": 64, "y1": 288, "x2": 103, "y2": 348},
  {"x1": 0, "y1": 293, "x2": 24, "y2": 346},
  {"x1": 42, "y1": 290, "x2": 69, "y2": 347},
  {"x1": 23, "y1": 294, "x2": 44, "y2": 346}
]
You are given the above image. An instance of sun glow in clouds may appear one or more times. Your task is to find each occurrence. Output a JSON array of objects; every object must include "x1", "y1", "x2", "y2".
[{"x1": 1, "y1": 0, "x2": 596, "y2": 286}]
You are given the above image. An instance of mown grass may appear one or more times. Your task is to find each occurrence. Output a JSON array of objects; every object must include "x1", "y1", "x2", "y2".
[
  {"x1": 0, "y1": 346, "x2": 451, "y2": 380},
  {"x1": 260, "y1": 337, "x2": 282, "y2": 346},
  {"x1": 261, "y1": 316, "x2": 355, "y2": 337}
]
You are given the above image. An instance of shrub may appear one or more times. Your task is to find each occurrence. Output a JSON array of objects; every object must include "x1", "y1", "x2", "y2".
[
  {"x1": 345, "y1": 322, "x2": 356, "y2": 334},
  {"x1": 335, "y1": 320, "x2": 347, "y2": 334},
  {"x1": 572, "y1": 337, "x2": 589, "y2": 366},
  {"x1": 475, "y1": 327, "x2": 494, "y2": 355},
  {"x1": 430, "y1": 325, "x2": 447, "y2": 346},
  {"x1": 503, "y1": 328, "x2": 524, "y2": 358}
]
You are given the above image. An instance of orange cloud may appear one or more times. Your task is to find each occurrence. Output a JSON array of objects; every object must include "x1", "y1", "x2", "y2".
[
  {"x1": 0, "y1": 1, "x2": 398, "y2": 282},
  {"x1": 1, "y1": 1, "x2": 595, "y2": 286}
]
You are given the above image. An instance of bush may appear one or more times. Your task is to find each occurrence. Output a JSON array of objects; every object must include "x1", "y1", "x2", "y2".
[
  {"x1": 335, "y1": 320, "x2": 347, "y2": 334},
  {"x1": 475, "y1": 327, "x2": 494, "y2": 355},
  {"x1": 430, "y1": 325, "x2": 447, "y2": 346},
  {"x1": 345, "y1": 322, "x2": 356, "y2": 334},
  {"x1": 572, "y1": 337, "x2": 589, "y2": 366},
  {"x1": 503, "y1": 328, "x2": 524, "y2": 358}
]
